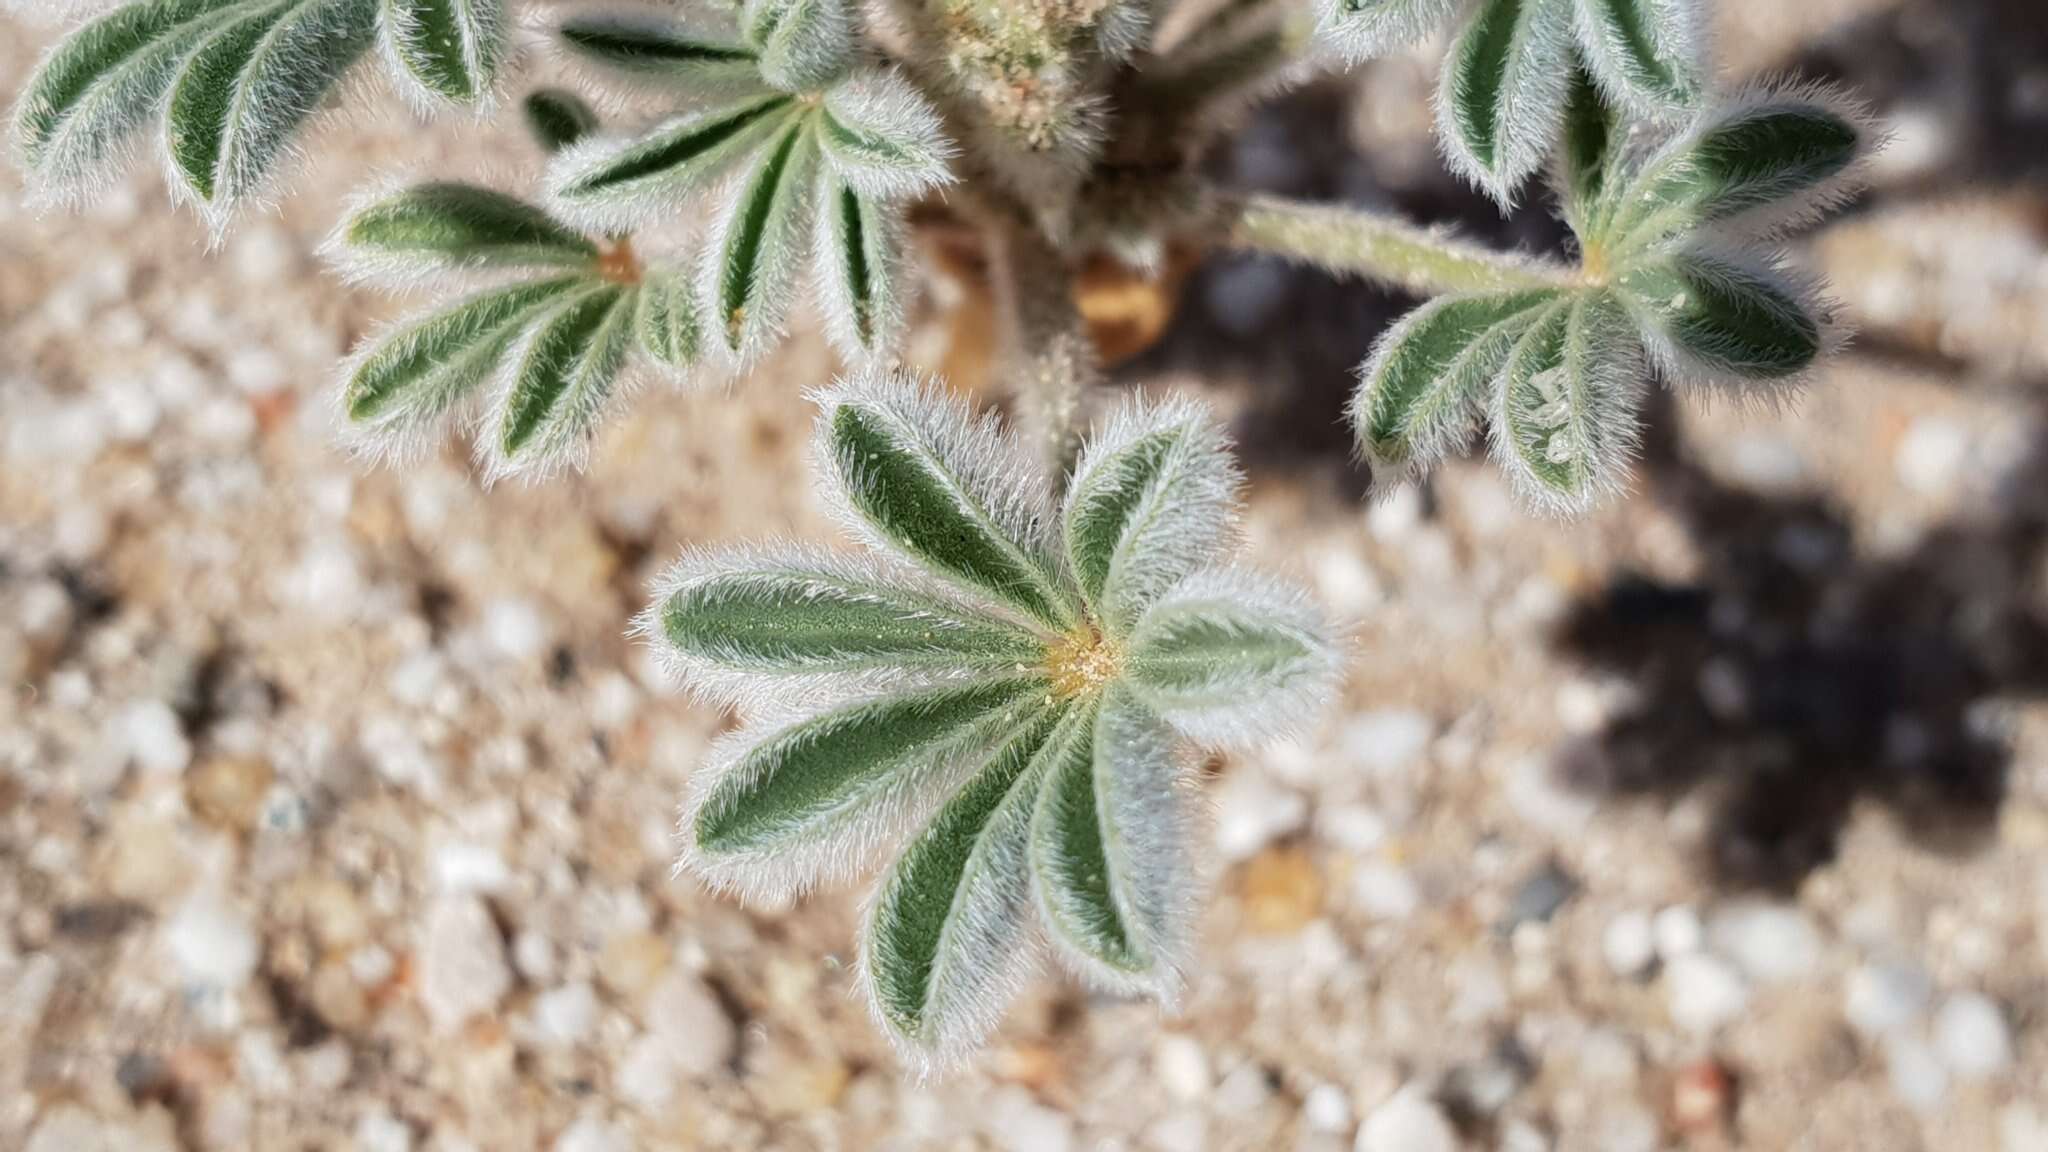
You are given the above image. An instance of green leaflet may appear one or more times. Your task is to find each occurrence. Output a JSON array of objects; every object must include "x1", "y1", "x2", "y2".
[
  {"x1": 344, "y1": 275, "x2": 582, "y2": 423},
  {"x1": 1314, "y1": 0, "x2": 1461, "y2": 63},
  {"x1": 11, "y1": 0, "x2": 240, "y2": 181},
  {"x1": 1494, "y1": 291, "x2": 1639, "y2": 505},
  {"x1": 713, "y1": 116, "x2": 818, "y2": 357},
  {"x1": 867, "y1": 707, "x2": 1067, "y2": 1043},
  {"x1": 1125, "y1": 596, "x2": 1321, "y2": 714},
  {"x1": 1440, "y1": 0, "x2": 1571, "y2": 200},
  {"x1": 557, "y1": 14, "x2": 758, "y2": 75},
  {"x1": 1616, "y1": 98, "x2": 1862, "y2": 243},
  {"x1": 815, "y1": 74, "x2": 953, "y2": 201},
  {"x1": 695, "y1": 679, "x2": 1044, "y2": 857},
  {"x1": 634, "y1": 267, "x2": 702, "y2": 370},
  {"x1": 164, "y1": 0, "x2": 377, "y2": 209},
  {"x1": 659, "y1": 562, "x2": 1043, "y2": 678},
  {"x1": 342, "y1": 182, "x2": 597, "y2": 270},
  {"x1": 1620, "y1": 252, "x2": 1820, "y2": 380},
  {"x1": 552, "y1": 93, "x2": 794, "y2": 205},
  {"x1": 1352, "y1": 290, "x2": 1556, "y2": 469},
  {"x1": 742, "y1": 0, "x2": 850, "y2": 91},
  {"x1": 828, "y1": 400, "x2": 1073, "y2": 629},
  {"x1": 815, "y1": 174, "x2": 906, "y2": 360},
  {"x1": 1061, "y1": 410, "x2": 1233, "y2": 633},
  {"x1": 1030, "y1": 691, "x2": 1181, "y2": 986},
  {"x1": 522, "y1": 88, "x2": 599, "y2": 154},
  {"x1": 1573, "y1": 0, "x2": 1698, "y2": 113},
  {"x1": 497, "y1": 284, "x2": 637, "y2": 460},
  {"x1": 1559, "y1": 65, "x2": 1621, "y2": 239},
  {"x1": 382, "y1": 0, "x2": 502, "y2": 102}
]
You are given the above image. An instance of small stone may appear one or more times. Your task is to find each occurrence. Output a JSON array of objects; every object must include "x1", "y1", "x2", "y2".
[
  {"x1": 164, "y1": 893, "x2": 260, "y2": 988},
  {"x1": 186, "y1": 756, "x2": 274, "y2": 832},
  {"x1": 1933, "y1": 992, "x2": 2013, "y2": 1079},
  {"x1": 417, "y1": 896, "x2": 512, "y2": 1033},
  {"x1": 1500, "y1": 862, "x2": 1576, "y2": 931},
  {"x1": 1886, "y1": 1037, "x2": 1948, "y2": 1114},
  {"x1": 1896, "y1": 416, "x2": 1970, "y2": 498},
  {"x1": 25, "y1": 1104, "x2": 179, "y2": 1152},
  {"x1": 1708, "y1": 901, "x2": 1823, "y2": 984},
  {"x1": 554, "y1": 1117, "x2": 629, "y2": 1152},
  {"x1": 1506, "y1": 755, "x2": 1595, "y2": 835},
  {"x1": 513, "y1": 931, "x2": 558, "y2": 983},
  {"x1": 2000, "y1": 1103, "x2": 2048, "y2": 1152},
  {"x1": 1144, "y1": 1111, "x2": 1208, "y2": 1152},
  {"x1": 1592, "y1": 1104, "x2": 1659, "y2": 1152},
  {"x1": 1214, "y1": 772, "x2": 1308, "y2": 862},
  {"x1": 123, "y1": 700, "x2": 192, "y2": 776},
  {"x1": 1653, "y1": 905, "x2": 1703, "y2": 960},
  {"x1": 484, "y1": 597, "x2": 553, "y2": 661},
  {"x1": 433, "y1": 841, "x2": 509, "y2": 895},
  {"x1": 1602, "y1": 910, "x2": 1656, "y2": 979},
  {"x1": 1498, "y1": 1120, "x2": 1550, "y2": 1152},
  {"x1": 354, "y1": 1107, "x2": 413, "y2": 1152},
  {"x1": 1303, "y1": 1083, "x2": 1353, "y2": 1134},
  {"x1": 1351, "y1": 863, "x2": 1420, "y2": 922},
  {"x1": 1670, "y1": 1060, "x2": 1733, "y2": 1134},
  {"x1": 1154, "y1": 1033, "x2": 1211, "y2": 1102},
  {"x1": 1441, "y1": 1040, "x2": 1532, "y2": 1123},
  {"x1": 984, "y1": 1084, "x2": 1073, "y2": 1152},
  {"x1": 597, "y1": 932, "x2": 671, "y2": 1002},
  {"x1": 641, "y1": 970, "x2": 736, "y2": 1078},
  {"x1": 1339, "y1": 710, "x2": 1435, "y2": 777},
  {"x1": 1843, "y1": 963, "x2": 1931, "y2": 1039},
  {"x1": 1318, "y1": 804, "x2": 1390, "y2": 854},
  {"x1": 1239, "y1": 847, "x2": 1324, "y2": 935},
  {"x1": 1665, "y1": 954, "x2": 1748, "y2": 1035},
  {"x1": 530, "y1": 982, "x2": 600, "y2": 1049},
  {"x1": 1214, "y1": 1061, "x2": 1273, "y2": 1116},
  {"x1": 1356, "y1": 1086, "x2": 1456, "y2": 1152}
]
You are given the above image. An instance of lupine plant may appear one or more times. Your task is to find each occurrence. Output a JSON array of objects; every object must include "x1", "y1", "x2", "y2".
[{"x1": 12, "y1": 0, "x2": 1875, "y2": 1062}]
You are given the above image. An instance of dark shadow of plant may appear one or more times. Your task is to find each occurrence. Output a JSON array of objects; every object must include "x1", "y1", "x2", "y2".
[{"x1": 1550, "y1": 392, "x2": 2048, "y2": 891}]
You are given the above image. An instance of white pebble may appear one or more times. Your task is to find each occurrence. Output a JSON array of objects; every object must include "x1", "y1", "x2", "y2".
[
  {"x1": 1602, "y1": 910, "x2": 1657, "y2": 979},
  {"x1": 417, "y1": 896, "x2": 512, "y2": 1033},
  {"x1": 1653, "y1": 905, "x2": 1704, "y2": 960},
  {"x1": 1303, "y1": 1083, "x2": 1353, "y2": 1133},
  {"x1": 1934, "y1": 992, "x2": 2013, "y2": 1079},
  {"x1": 1886, "y1": 1037, "x2": 1949, "y2": 1114},
  {"x1": 638, "y1": 970, "x2": 737, "y2": 1078},
  {"x1": 164, "y1": 893, "x2": 260, "y2": 989},
  {"x1": 485, "y1": 597, "x2": 553, "y2": 661},
  {"x1": 1843, "y1": 963, "x2": 1931, "y2": 1039},
  {"x1": 123, "y1": 700, "x2": 191, "y2": 776},
  {"x1": 1318, "y1": 804, "x2": 1390, "y2": 854},
  {"x1": 1896, "y1": 416, "x2": 1970, "y2": 498},
  {"x1": 1143, "y1": 1110, "x2": 1208, "y2": 1152},
  {"x1": 1339, "y1": 711, "x2": 1434, "y2": 777},
  {"x1": 984, "y1": 1084, "x2": 1073, "y2": 1152},
  {"x1": 1351, "y1": 863, "x2": 1420, "y2": 922},
  {"x1": 1213, "y1": 772, "x2": 1308, "y2": 861},
  {"x1": 1154, "y1": 1033, "x2": 1211, "y2": 1102},
  {"x1": 1356, "y1": 1086, "x2": 1456, "y2": 1152},
  {"x1": 433, "y1": 841, "x2": 509, "y2": 895},
  {"x1": 1665, "y1": 954, "x2": 1749, "y2": 1035},
  {"x1": 1505, "y1": 755, "x2": 1595, "y2": 835},
  {"x1": 531, "y1": 982, "x2": 600, "y2": 1049},
  {"x1": 553, "y1": 1117, "x2": 628, "y2": 1152},
  {"x1": 1708, "y1": 902, "x2": 1823, "y2": 984},
  {"x1": 353, "y1": 1108, "x2": 412, "y2": 1152}
]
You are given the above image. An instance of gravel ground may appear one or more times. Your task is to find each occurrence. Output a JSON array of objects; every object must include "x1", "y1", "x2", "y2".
[{"x1": 7, "y1": 2, "x2": 2048, "y2": 1150}]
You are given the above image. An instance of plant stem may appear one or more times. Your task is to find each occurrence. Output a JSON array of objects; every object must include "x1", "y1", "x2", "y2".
[
  {"x1": 987, "y1": 218, "x2": 1097, "y2": 487},
  {"x1": 1221, "y1": 193, "x2": 1579, "y2": 297}
]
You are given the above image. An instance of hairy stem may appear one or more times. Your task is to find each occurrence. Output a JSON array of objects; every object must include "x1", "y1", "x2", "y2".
[
  {"x1": 1221, "y1": 194, "x2": 1579, "y2": 296},
  {"x1": 988, "y1": 218, "x2": 1098, "y2": 487}
]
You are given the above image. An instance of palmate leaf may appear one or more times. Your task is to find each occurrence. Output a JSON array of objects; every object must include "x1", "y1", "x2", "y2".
[
  {"x1": 813, "y1": 369, "x2": 1075, "y2": 631},
  {"x1": 380, "y1": 0, "x2": 503, "y2": 105},
  {"x1": 1311, "y1": 0, "x2": 1460, "y2": 63},
  {"x1": 1030, "y1": 690, "x2": 1190, "y2": 998},
  {"x1": 1618, "y1": 248, "x2": 1824, "y2": 388},
  {"x1": 1350, "y1": 288, "x2": 1558, "y2": 477},
  {"x1": 1491, "y1": 290, "x2": 1644, "y2": 512},
  {"x1": 1438, "y1": 0, "x2": 1575, "y2": 205},
  {"x1": 339, "y1": 274, "x2": 583, "y2": 448},
  {"x1": 1124, "y1": 568, "x2": 1343, "y2": 747},
  {"x1": 330, "y1": 181, "x2": 599, "y2": 284},
  {"x1": 1062, "y1": 397, "x2": 1239, "y2": 635},
  {"x1": 702, "y1": 113, "x2": 820, "y2": 364},
  {"x1": 522, "y1": 88, "x2": 599, "y2": 154},
  {"x1": 546, "y1": 93, "x2": 797, "y2": 231},
  {"x1": 741, "y1": 0, "x2": 851, "y2": 91},
  {"x1": 634, "y1": 264, "x2": 702, "y2": 371},
  {"x1": 491, "y1": 283, "x2": 639, "y2": 472},
  {"x1": 685, "y1": 679, "x2": 1049, "y2": 901},
  {"x1": 1571, "y1": 0, "x2": 1702, "y2": 115},
  {"x1": 814, "y1": 173, "x2": 909, "y2": 361},
  {"x1": 864, "y1": 707, "x2": 1069, "y2": 1061},
  {"x1": 817, "y1": 69, "x2": 955, "y2": 201},
  {"x1": 648, "y1": 543, "x2": 1045, "y2": 707}
]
